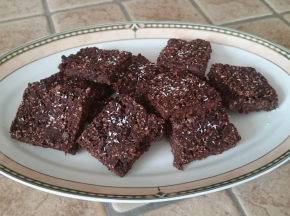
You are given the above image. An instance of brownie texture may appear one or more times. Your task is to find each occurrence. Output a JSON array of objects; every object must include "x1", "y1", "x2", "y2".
[
  {"x1": 77, "y1": 94, "x2": 164, "y2": 177},
  {"x1": 59, "y1": 47, "x2": 132, "y2": 85},
  {"x1": 87, "y1": 98, "x2": 113, "y2": 122},
  {"x1": 136, "y1": 71, "x2": 222, "y2": 120},
  {"x1": 113, "y1": 54, "x2": 160, "y2": 96},
  {"x1": 10, "y1": 82, "x2": 91, "y2": 154},
  {"x1": 169, "y1": 105, "x2": 241, "y2": 170},
  {"x1": 157, "y1": 38, "x2": 212, "y2": 78},
  {"x1": 41, "y1": 71, "x2": 113, "y2": 104},
  {"x1": 207, "y1": 64, "x2": 278, "y2": 114}
]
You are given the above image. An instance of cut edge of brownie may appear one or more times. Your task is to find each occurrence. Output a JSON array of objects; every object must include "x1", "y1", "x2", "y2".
[{"x1": 87, "y1": 98, "x2": 113, "y2": 122}]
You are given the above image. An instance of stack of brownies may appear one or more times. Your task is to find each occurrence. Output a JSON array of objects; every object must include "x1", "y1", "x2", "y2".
[{"x1": 10, "y1": 39, "x2": 278, "y2": 177}]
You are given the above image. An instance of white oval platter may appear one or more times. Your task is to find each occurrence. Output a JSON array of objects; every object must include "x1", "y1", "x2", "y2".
[{"x1": 0, "y1": 21, "x2": 289, "y2": 203}]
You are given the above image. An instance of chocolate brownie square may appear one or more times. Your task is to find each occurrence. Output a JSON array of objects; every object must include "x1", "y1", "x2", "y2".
[
  {"x1": 207, "y1": 64, "x2": 278, "y2": 114},
  {"x1": 41, "y1": 71, "x2": 113, "y2": 107},
  {"x1": 113, "y1": 54, "x2": 160, "y2": 96},
  {"x1": 59, "y1": 47, "x2": 132, "y2": 85},
  {"x1": 157, "y1": 38, "x2": 212, "y2": 78},
  {"x1": 136, "y1": 71, "x2": 222, "y2": 120},
  {"x1": 77, "y1": 94, "x2": 164, "y2": 177},
  {"x1": 169, "y1": 105, "x2": 241, "y2": 170},
  {"x1": 10, "y1": 82, "x2": 91, "y2": 154}
]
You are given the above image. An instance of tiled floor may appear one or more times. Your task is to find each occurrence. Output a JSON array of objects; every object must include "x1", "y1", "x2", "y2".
[
  {"x1": 123, "y1": 0, "x2": 208, "y2": 23},
  {"x1": 194, "y1": 0, "x2": 272, "y2": 25},
  {"x1": 51, "y1": 4, "x2": 127, "y2": 32},
  {"x1": 0, "y1": 0, "x2": 45, "y2": 21},
  {"x1": 232, "y1": 161, "x2": 290, "y2": 216},
  {"x1": 228, "y1": 17, "x2": 290, "y2": 50},
  {"x1": 1, "y1": 0, "x2": 290, "y2": 215}
]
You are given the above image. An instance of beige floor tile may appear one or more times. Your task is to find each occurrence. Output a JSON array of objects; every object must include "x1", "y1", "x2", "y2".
[
  {"x1": 47, "y1": 0, "x2": 114, "y2": 12},
  {"x1": 52, "y1": 4, "x2": 127, "y2": 32},
  {"x1": 141, "y1": 191, "x2": 240, "y2": 216},
  {"x1": 284, "y1": 14, "x2": 290, "y2": 24},
  {"x1": 0, "y1": 17, "x2": 51, "y2": 55},
  {"x1": 265, "y1": 0, "x2": 290, "y2": 13},
  {"x1": 232, "y1": 161, "x2": 290, "y2": 216},
  {"x1": 228, "y1": 18, "x2": 290, "y2": 50},
  {"x1": 123, "y1": 0, "x2": 208, "y2": 23},
  {"x1": 195, "y1": 0, "x2": 272, "y2": 25},
  {"x1": 112, "y1": 203, "x2": 146, "y2": 212},
  {"x1": 0, "y1": 175, "x2": 107, "y2": 216},
  {"x1": 0, "y1": 0, "x2": 45, "y2": 21}
]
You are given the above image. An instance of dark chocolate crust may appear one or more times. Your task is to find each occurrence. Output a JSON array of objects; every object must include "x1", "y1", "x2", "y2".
[
  {"x1": 157, "y1": 38, "x2": 212, "y2": 78},
  {"x1": 169, "y1": 105, "x2": 241, "y2": 170},
  {"x1": 136, "y1": 71, "x2": 222, "y2": 120},
  {"x1": 40, "y1": 71, "x2": 113, "y2": 104},
  {"x1": 87, "y1": 98, "x2": 113, "y2": 122},
  {"x1": 207, "y1": 64, "x2": 278, "y2": 113},
  {"x1": 77, "y1": 94, "x2": 164, "y2": 177},
  {"x1": 10, "y1": 82, "x2": 91, "y2": 154},
  {"x1": 59, "y1": 47, "x2": 132, "y2": 85},
  {"x1": 113, "y1": 54, "x2": 160, "y2": 96}
]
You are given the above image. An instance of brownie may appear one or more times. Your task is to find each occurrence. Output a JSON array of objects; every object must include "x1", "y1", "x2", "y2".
[
  {"x1": 169, "y1": 105, "x2": 241, "y2": 170},
  {"x1": 87, "y1": 98, "x2": 113, "y2": 122},
  {"x1": 136, "y1": 71, "x2": 222, "y2": 120},
  {"x1": 77, "y1": 94, "x2": 164, "y2": 177},
  {"x1": 157, "y1": 38, "x2": 212, "y2": 78},
  {"x1": 10, "y1": 82, "x2": 91, "y2": 154},
  {"x1": 40, "y1": 71, "x2": 113, "y2": 106},
  {"x1": 41, "y1": 71, "x2": 113, "y2": 99},
  {"x1": 113, "y1": 54, "x2": 160, "y2": 96},
  {"x1": 59, "y1": 47, "x2": 132, "y2": 85},
  {"x1": 207, "y1": 64, "x2": 278, "y2": 114}
]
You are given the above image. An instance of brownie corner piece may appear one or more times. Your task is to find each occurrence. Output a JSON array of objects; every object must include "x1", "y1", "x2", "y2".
[
  {"x1": 77, "y1": 94, "x2": 165, "y2": 177},
  {"x1": 208, "y1": 63, "x2": 278, "y2": 113},
  {"x1": 157, "y1": 38, "x2": 212, "y2": 78},
  {"x1": 59, "y1": 47, "x2": 132, "y2": 85},
  {"x1": 169, "y1": 106, "x2": 241, "y2": 170},
  {"x1": 10, "y1": 82, "x2": 90, "y2": 154}
]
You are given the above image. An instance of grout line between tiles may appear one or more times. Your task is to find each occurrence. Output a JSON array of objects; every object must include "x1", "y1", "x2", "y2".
[
  {"x1": 42, "y1": 0, "x2": 131, "y2": 33},
  {"x1": 226, "y1": 189, "x2": 248, "y2": 216},
  {"x1": 275, "y1": 15, "x2": 290, "y2": 27},
  {"x1": 259, "y1": 0, "x2": 290, "y2": 28},
  {"x1": 42, "y1": 0, "x2": 56, "y2": 33},
  {"x1": 104, "y1": 200, "x2": 180, "y2": 216},
  {"x1": 221, "y1": 14, "x2": 275, "y2": 26},
  {"x1": 0, "y1": 14, "x2": 45, "y2": 25},
  {"x1": 259, "y1": 0, "x2": 278, "y2": 13},
  {"x1": 115, "y1": 0, "x2": 133, "y2": 21},
  {"x1": 119, "y1": 0, "x2": 135, "y2": 2},
  {"x1": 1, "y1": 0, "x2": 289, "y2": 214},
  {"x1": 45, "y1": 1, "x2": 118, "y2": 15},
  {"x1": 283, "y1": 11, "x2": 290, "y2": 16},
  {"x1": 189, "y1": 0, "x2": 213, "y2": 24}
]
